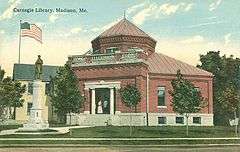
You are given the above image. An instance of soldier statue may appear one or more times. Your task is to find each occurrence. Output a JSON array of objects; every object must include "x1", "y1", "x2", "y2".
[{"x1": 35, "y1": 55, "x2": 43, "y2": 80}]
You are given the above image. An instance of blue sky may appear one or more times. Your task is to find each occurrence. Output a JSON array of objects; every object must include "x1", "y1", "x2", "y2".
[{"x1": 0, "y1": 0, "x2": 240, "y2": 75}]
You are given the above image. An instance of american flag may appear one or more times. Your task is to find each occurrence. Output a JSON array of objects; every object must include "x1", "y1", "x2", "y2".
[{"x1": 21, "y1": 22, "x2": 42, "y2": 43}]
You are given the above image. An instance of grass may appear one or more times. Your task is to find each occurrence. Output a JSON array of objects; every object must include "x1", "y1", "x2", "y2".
[
  {"x1": 0, "y1": 124, "x2": 22, "y2": 131},
  {"x1": 0, "y1": 126, "x2": 238, "y2": 138},
  {"x1": 68, "y1": 126, "x2": 237, "y2": 138},
  {"x1": 0, "y1": 126, "x2": 240, "y2": 145}
]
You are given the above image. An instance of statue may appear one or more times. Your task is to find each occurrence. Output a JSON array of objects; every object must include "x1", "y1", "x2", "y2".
[
  {"x1": 21, "y1": 55, "x2": 49, "y2": 131},
  {"x1": 35, "y1": 55, "x2": 43, "y2": 80}
]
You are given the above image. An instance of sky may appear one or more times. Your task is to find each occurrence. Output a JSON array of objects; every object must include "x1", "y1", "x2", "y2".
[{"x1": 0, "y1": 0, "x2": 240, "y2": 76}]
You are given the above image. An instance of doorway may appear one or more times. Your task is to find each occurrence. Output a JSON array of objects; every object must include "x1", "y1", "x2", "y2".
[{"x1": 95, "y1": 88, "x2": 110, "y2": 114}]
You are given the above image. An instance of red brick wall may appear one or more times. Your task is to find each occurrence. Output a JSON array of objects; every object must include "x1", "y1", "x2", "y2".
[
  {"x1": 73, "y1": 64, "x2": 213, "y2": 115},
  {"x1": 73, "y1": 63, "x2": 148, "y2": 113},
  {"x1": 73, "y1": 63, "x2": 148, "y2": 80},
  {"x1": 91, "y1": 35, "x2": 156, "y2": 55},
  {"x1": 148, "y1": 74, "x2": 213, "y2": 114}
]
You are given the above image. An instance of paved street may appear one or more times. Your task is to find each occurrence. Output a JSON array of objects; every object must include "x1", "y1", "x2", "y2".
[{"x1": 0, "y1": 146, "x2": 240, "y2": 152}]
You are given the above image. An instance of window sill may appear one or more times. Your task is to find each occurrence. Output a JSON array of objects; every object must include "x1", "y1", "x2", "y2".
[{"x1": 157, "y1": 106, "x2": 167, "y2": 108}]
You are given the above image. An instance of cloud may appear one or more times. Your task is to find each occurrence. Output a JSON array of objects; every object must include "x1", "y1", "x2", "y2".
[
  {"x1": 0, "y1": 0, "x2": 22, "y2": 21},
  {"x1": 90, "y1": 27, "x2": 100, "y2": 32},
  {"x1": 102, "y1": 18, "x2": 121, "y2": 31},
  {"x1": 186, "y1": 21, "x2": 224, "y2": 28},
  {"x1": 180, "y1": 35, "x2": 204, "y2": 44},
  {"x1": 0, "y1": 35, "x2": 92, "y2": 76},
  {"x1": 224, "y1": 33, "x2": 231, "y2": 46},
  {"x1": 184, "y1": 3, "x2": 194, "y2": 12},
  {"x1": 209, "y1": 0, "x2": 222, "y2": 11},
  {"x1": 49, "y1": 13, "x2": 62, "y2": 23},
  {"x1": 90, "y1": 18, "x2": 121, "y2": 32},
  {"x1": 0, "y1": 30, "x2": 5, "y2": 34},
  {"x1": 155, "y1": 36, "x2": 240, "y2": 67},
  {"x1": 130, "y1": 2, "x2": 194, "y2": 25},
  {"x1": 70, "y1": 27, "x2": 82, "y2": 34},
  {"x1": 35, "y1": 22, "x2": 46, "y2": 28},
  {"x1": 158, "y1": 3, "x2": 183, "y2": 15},
  {"x1": 127, "y1": 3, "x2": 145, "y2": 14},
  {"x1": 8, "y1": 0, "x2": 16, "y2": 3},
  {"x1": 204, "y1": 16, "x2": 217, "y2": 20},
  {"x1": 132, "y1": 4, "x2": 157, "y2": 25}
]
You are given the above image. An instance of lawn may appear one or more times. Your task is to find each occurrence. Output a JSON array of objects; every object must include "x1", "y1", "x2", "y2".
[
  {"x1": 0, "y1": 124, "x2": 22, "y2": 131},
  {"x1": 0, "y1": 126, "x2": 237, "y2": 138},
  {"x1": 1, "y1": 126, "x2": 239, "y2": 145},
  {"x1": 69, "y1": 126, "x2": 237, "y2": 138}
]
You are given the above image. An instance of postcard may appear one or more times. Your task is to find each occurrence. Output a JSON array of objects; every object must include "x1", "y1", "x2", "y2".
[{"x1": 0, "y1": 0, "x2": 240, "y2": 151}]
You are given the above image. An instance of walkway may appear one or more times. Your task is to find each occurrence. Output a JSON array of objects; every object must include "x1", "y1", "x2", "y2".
[
  {"x1": 0, "y1": 146, "x2": 240, "y2": 152},
  {"x1": 0, "y1": 126, "x2": 90, "y2": 135},
  {"x1": 0, "y1": 137, "x2": 240, "y2": 140}
]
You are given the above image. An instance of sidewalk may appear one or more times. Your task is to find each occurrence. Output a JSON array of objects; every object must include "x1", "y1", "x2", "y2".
[
  {"x1": 0, "y1": 143, "x2": 240, "y2": 147},
  {"x1": 0, "y1": 137, "x2": 240, "y2": 140},
  {"x1": 0, "y1": 126, "x2": 90, "y2": 135}
]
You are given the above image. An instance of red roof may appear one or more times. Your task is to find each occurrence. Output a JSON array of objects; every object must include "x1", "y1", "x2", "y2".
[
  {"x1": 147, "y1": 53, "x2": 213, "y2": 77},
  {"x1": 98, "y1": 19, "x2": 154, "y2": 40}
]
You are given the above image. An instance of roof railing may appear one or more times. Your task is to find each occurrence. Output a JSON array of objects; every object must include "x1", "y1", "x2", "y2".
[{"x1": 69, "y1": 50, "x2": 145, "y2": 67}]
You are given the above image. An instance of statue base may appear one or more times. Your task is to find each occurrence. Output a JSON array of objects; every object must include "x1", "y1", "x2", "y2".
[
  {"x1": 20, "y1": 80, "x2": 49, "y2": 131},
  {"x1": 20, "y1": 123, "x2": 49, "y2": 131}
]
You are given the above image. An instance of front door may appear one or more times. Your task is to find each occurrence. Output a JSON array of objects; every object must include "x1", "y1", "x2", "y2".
[{"x1": 95, "y1": 88, "x2": 110, "y2": 114}]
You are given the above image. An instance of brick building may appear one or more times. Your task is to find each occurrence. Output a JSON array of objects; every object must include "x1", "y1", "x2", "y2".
[{"x1": 68, "y1": 18, "x2": 213, "y2": 126}]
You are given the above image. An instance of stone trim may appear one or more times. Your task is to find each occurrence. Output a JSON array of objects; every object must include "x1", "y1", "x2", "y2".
[{"x1": 84, "y1": 81, "x2": 121, "y2": 90}]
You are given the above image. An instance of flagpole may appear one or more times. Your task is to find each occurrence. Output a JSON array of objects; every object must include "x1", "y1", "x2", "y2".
[{"x1": 18, "y1": 20, "x2": 22, "y2": 64}]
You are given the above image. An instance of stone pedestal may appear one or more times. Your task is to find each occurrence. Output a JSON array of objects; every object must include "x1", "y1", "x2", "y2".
[{"x1": 21, "y1": 80, "x2": 49, "y2": 131}]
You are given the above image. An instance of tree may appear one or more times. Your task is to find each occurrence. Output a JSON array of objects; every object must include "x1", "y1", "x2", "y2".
[
  {"x1": 11, "y1": 81, "x2": 26, "y2": 119},
  {"x1": 0, "y1": 69, "x2": 25, "y2": 120},
  {"x1": 0, "y1": 68, "x2": 5, "y2": 81},
  {"x1": 50, "y1": 64, "x2": 84, "y2": 123},
  {"x1": 0, "y1": 71, "x2": 8, "y2": 120},
  {"x1": 198, "y1": 51, "x2": 240, "y2": 125},
  {"x1": 218, "y1": 84, "x2": 240, "y2": 137},
  {"x1": 169, "y1": 70, "x2": 206, "y2": 136},
  {"x1": 120, "y1": 84, "x2": 141, "y2": 136}
]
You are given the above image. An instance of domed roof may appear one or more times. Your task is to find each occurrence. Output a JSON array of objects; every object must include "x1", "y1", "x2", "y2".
[
  {"x1": 97, "y1": 18, "x2": 155, "y2": 40},
  {"x1": 91, "y1": 18, "x2": 157, "y2": 54}
]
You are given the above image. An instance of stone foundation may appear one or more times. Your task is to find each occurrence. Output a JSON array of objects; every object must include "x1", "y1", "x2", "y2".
[{"x1": 67, "y1": 113, "x2": 213, "y2": 126}]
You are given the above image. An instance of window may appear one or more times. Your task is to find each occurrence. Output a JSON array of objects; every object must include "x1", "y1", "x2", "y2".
[
  {"x1": 106, "y1": 47, "x2": 118, "y2": 54},
  {"x1": 157, "y1": 87, "x2": 166, "y2": 106},
  {"x1": 45, "y1": 82, "x2": 51, "y2": 95},
  {"x1": 158, "y1": 117, "x2": 166, "y2": 124},
  {"x1": 28, "y1": 82, "x2": 33, "y2": 94},
  {"x1": 128, "y1": 47, "x2": 143, "y2": 52},
  {"x1": 27, "y1": 102, "x2": 33, "y2": 115},
  {"x1": 193, "y1": 117, "x2": 201, "y2": 124},
  {"x1": 176, "y1": 117, "x2": 184, "y2": 124}
]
